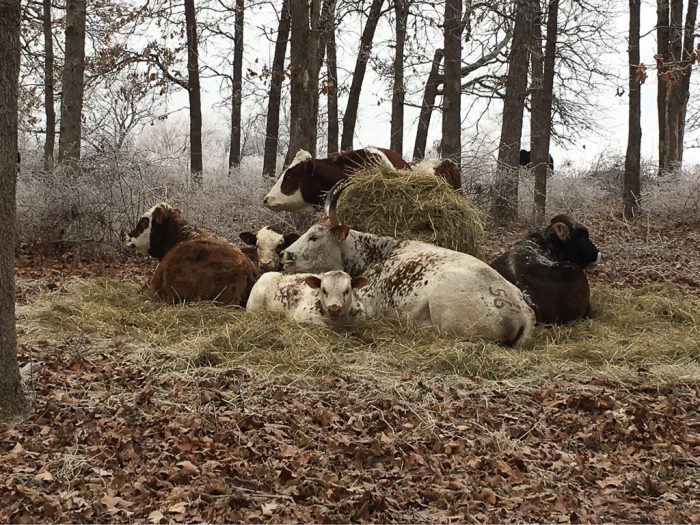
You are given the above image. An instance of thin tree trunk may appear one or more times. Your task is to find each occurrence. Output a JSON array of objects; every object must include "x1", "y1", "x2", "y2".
[
  {"x1": 531, "y1": 0, "x2": 558, "y2": 226},
  {"x1": 0, "y1": 0, "x2": 29, "y2": 420},
  {"x1": 390, "y1": 0, "x2": 408, "y2": 155},
  {"x1": 657, "y1": 0, "x2": 669, "y2": 174},
  {"x1": 340, "y1": 0, "x2": 385, "y2": 150},
  {"x1": 441, "y1": 0, "x2": 462, "y2": 166},
  {"x1": 317, "y1": 0, "x2": 335, "y2": 79},
  {"x1": 493, "y1": 1, "x2": 531, "y2": 221},
  {"x1": 326, "y1": 9, "x2": 339, "y2": 154},
  {"x1": 185, "y1": 0, "x2": 203, "y2": 186},
  {"x1": 229, "y1": 0, "x2": 244, "y2": 169},
  {"x1": 413, "y1": 49, "x2": 443, "y2": 160},
  {"x1": 42, "y1": 0, "x2": 55, "y2": 170},
  {"x1": 675, "y1": 0, "x2": 697, "y2": 167},
  {"x1": 262, "y1": 0, "x2": 291, "y2": 176},
  {"x1": 624, "y1": 0, "x2": 642, "y2": 219},
  {"x1": 665, "y1": 0, "x2": 683, "y2": 171},
  {"x1": 57, "y1": 0, "x2": 86, "y2": 163}
]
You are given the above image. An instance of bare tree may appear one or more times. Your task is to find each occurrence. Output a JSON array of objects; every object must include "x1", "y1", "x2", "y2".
[
  {"x1": 657, "y1": 0, "x2": 669, "y2": 174},
  {"x1": 340, "y1": 0, "x2": 385, "y2": 150},
  {"x1": 441, "y1": 0, "x2": 462, "y2": 165},
  {"x1": 413, "y1": 49, "x2": 443, "y2": 160},
  {"x1": 184, "y1": 0, "x2": 203, "y2": 185},
  {"x1": 624, "y1": 0, "x2": 642, "y2": 219},
  {"x1": 58, "y1": 0, "x2": 87, "y2": 163},
  {"x1": 262, "y1": 0, "x2": 291, "y2": 176},
  {"x1": 325, "y1": 1, "x2": 339, "y2": 154},
  {"x1": 0, "y1": 0, "x2": 29, "y2": 420},
  {"x1": 42, "y1": 0, "x2": 55, "y2": 170},
  {"x1": 390, "y1": 0, "x2": 409, "y2": 155},
  {"x1": 229, "y1": 0, "x2": 244, "y2": 169}
]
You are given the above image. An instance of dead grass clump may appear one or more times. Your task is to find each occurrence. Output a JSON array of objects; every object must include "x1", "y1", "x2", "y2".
[
  {"x1": 335, "y1": 164, "x2": 483, "y2": 256},
  {"x1": 18, "y1": 279, "x2": 700, "y2": 387}
]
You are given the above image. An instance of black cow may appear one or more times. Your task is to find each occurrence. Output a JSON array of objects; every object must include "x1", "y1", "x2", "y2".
[
  {"x1": 490, "y1": 214, "x2": 601, "y2": 324},
  {"x1": 519, "y1": 149, "x2": 554, "y2": 171}
]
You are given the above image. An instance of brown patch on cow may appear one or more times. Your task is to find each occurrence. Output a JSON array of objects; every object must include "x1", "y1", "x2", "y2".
[
  {"x1": 380, "y1": 252, "x2": 442, "y2": 307},
  {"x1": 273, "y1": 279, "x2": 304, "y2": 310}
]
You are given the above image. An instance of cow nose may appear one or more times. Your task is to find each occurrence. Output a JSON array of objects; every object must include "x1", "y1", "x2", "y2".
[
  {"x1": 259, "y1": 258, "x2": 273, "y2": 268},
  {"x1": 327, "y1": 305, "x2": 342, "y2": 316},
  {"x1": 281, "y1": 251, "x2": 294, "y2": 262},
  {"x1": 262, "y1": 196, "x2": 269, "y2": 206}
]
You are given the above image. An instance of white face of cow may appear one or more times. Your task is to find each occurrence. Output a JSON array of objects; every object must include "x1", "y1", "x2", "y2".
[
  {"x1": 125, "y1": 203, "x2": 168, "y2": 254},
  {"x1": 263, "y1": 150, "x2": 315, "y2": 213},
  {"x1": 240, "y1": 226, "x2": 300, "y2": 272},
  {"x1": 282, "y1": 223, "x2": 346, "y2": 274},
  {"x1": 305, "y1": 271, "x2": 367, "y2": 320}
]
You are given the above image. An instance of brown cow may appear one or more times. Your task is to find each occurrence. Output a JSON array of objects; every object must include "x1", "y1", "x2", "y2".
[{"x1": 126, "y1": 203, "x2": 259, "y2": 306}]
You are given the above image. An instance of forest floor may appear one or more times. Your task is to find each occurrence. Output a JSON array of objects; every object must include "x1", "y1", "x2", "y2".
[{"x1": 2, "y1": 218, "x2": 699, "y2": 523}]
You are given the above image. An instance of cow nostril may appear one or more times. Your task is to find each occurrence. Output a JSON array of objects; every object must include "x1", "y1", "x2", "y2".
[{"x1": 263, "y1": 196, "x2": 269, "y2": 205}]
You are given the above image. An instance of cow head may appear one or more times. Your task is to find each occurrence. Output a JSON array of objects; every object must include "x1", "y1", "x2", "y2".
[
  {"x1": 263, "y1": 150, "x2": 317, "y2": 213},
  {"x1": 304, "y1": 271, "x2": 367, "y2": 321},
  {"x1": 546, "y1": 214, "x2": 601, "y2": 268},
  {"x1": 239, "y1": 226, "x2": 300, "y2": 272},
  {"x1": 125, "y1": 202, "x2": 181, "y2": 259}
]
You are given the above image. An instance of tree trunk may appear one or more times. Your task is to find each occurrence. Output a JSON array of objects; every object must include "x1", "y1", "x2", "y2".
[
  {"x1": 441, "y1": 0, "x2": 462, "y2": 166},
  {"x1": 229, "y1": 0, "x2": 244, "y2": 170},
  {"x1": 390, "y1": 0, "x2": 408, "y2": 155},
  {"x1": 326, "y1": 7, "x2": 339, "y2": 154},
  {"x1": 317, "y1": 0, "x2": 335, "y2": 79},
  {"x1": 674, "y1": 0, "x2": 697, "y2": 167},
  {"x1": 413, "y1": 49, "x2": 443, "y2": 160},
  {"x1": 657, "y1": 0, "x2": 669, "y2": 174},
  {"x1": 531, "y1": 0, "x2": 558, "y2": 226},
  {"x1": 493, "y1": 1, "x2": 531, "y2": 221},
  {"x1": 624, "y1": 0, "x2": 642, "y2": 219},
  {"x1": 287, "y1": 0, "x2": 321, "y2": 163},
  {"x1": 665, "y1": 0, "x2": 683, "y2": 172},
  {"x1": 340, "y1": 0, "x2": 384, "y2": 150},
  {"x1": 43, "y1": 0, "x2": 55, "y2": 170},
  {"x1": 262, "y1": 0, "x2": 291, "y2": 176},
  {"x1": 0, "y1": 0, "x2": 29, "y2": 420},
  {"x1": 185, "y1": 0, "x2": 203, "y2": 186},
  {"x1": 57, "y1": 0, "x2": 86, "y2": 163}
]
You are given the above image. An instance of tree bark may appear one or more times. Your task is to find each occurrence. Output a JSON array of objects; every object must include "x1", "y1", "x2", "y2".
[
  {"x1": 326, "y1": 6, "x2": 339, "y2": 154},
  {"x1": 674, "y1": 0, "x2": 697, "y2": 167},
  {"x1": 441, "y1": 0, "x2": 462, "y2": 166},
  {"x1": 493, "y1": 1, "x2": 531, "y2": 221},
  {"x1": 0, "y1": 0, "x2": 29, "y2": 420},
  {"x1": 185, "y1": 0, "x2": 203, "y2": 186},
  {"x1": 413, "y1": 49, "x2": 443, "y2": 160},
  {"x1": 340, "y1": 0, "x2": 385, "y2": 150},
  {"x1": 624, "y1": 0, "x2": 642, "y2": 219},
  {"x1": 390, "y1": 0, "x2": 408, "y2": 155},
  {"x1": 262, "y1": 0, "x2": 291, "y2": 177},
  {"x1": 657, "y1": 0, "x2": 669, "y2": 174},
  {"x1": 43, "y1": 0, "x2": 55, "y2": 170},
  {"x1": 57, "y1": 0, "x2": 86, "y2": 163},
  {"x1": 531, "y1": 0, "x2": 558, "y2": 226},
  {"x1": 287, "y1": 0, "x2": 321, "y2": 163},
  {"x1": 229, "y1": 0, "x2": 244, "y2": 169}
]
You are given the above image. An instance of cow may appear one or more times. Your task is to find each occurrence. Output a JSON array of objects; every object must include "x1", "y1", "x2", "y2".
[
  {"x1": 279, "y1": 183, "x2": 535, "y2": 346},
  {"x1": 125, "y1": 203, "x2": 259, "y2": 306},
  {"x1": 490, "y1": 215, "x2": 601, "y2": 324},
  {"x1": 239, "y1": 225, "x2": 300, "y2": 273},
  {"x1": 411, "y1": 157, "x2": 462, "y2": 190},
  {"x1": 247, "y1": 270, "x2": 367, "y2": 327},
  {"x1": 519, "y1": 149, "x2": 554, "y2": 171}
]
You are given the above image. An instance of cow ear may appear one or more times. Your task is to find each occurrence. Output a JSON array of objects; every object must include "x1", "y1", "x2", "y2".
[
  {"x1": 304, "y1": 276, "x2": 322, "y2": 289},
  {"x1": 239, "y1": 232, "x2": 257, "y2": 245},
  {"x1": 351, "y1": 276, "x2": 368, "y2": 289},
  {"x1": 332, "y1": 224, "x2": 350, "y2": 241},
  {"x1": 283, "y1": 232, "x2": 300, "y2": 246},
  {"x1": 152, "y1": 206, "x2": 165, "y2": 224},
  {"x1": 552, "y1": 222, "x2": 570, "y2": 241}
]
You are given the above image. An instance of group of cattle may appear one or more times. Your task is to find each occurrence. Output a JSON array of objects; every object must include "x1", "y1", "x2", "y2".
[{"x1": 126, "y1": 146, "x2": 599, "y2": 347}]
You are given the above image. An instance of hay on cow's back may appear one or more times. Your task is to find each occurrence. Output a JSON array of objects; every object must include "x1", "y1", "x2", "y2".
[{"x1": 335, "y1": 163, "x2": 483, "y2": 256}]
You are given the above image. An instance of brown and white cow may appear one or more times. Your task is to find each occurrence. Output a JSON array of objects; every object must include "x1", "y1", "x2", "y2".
[
  {"x1": 246, "y1": 270, "x2": 367, "y2": 327},
  {"x1": 126, "y1": 203, "x2": 259, "y2": 306},
  {"x1": 410, "y1": 158, "x2": 462, "y2": 190},
  {"x1": 279, "y1": 184, "x2": 535, "y2": 346},
  {"x1": 239, "y1": 226, "x2": 300, "y2": 273},
  {"x1": 263, "y1": 147, "x2": 408, "y2": 213},
  {"x1": 490, "y1": 215, "x2": 601, "y2": 324}
]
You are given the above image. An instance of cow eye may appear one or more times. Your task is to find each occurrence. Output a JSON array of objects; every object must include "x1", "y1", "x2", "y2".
[
  {"x1": 309, "y1": 235, "x2": 318, "y2": 242},
  {"x1": 321, "y1": 289, "x2": 327, "y2": 295}
]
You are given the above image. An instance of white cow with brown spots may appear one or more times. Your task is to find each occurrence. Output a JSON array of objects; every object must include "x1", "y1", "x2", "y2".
[{"x1": 246, "y1": 270, "x2": 367, "y2": 327}]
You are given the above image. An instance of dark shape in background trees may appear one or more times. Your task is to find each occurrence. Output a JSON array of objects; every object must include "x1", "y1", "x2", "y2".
[
  {"x1": 184, "y1": 0, "x2": 203, "y2": 186},
  {"x1": 0, "y1": 0, "x2": 29, "y2": 420},
  {"x1": 624, "y1": 0, "x2": 642, "y2": 219},
  {"x1": 42, "y1": 0, "x2": 55, "y2": 170},
  {"x1": 441, "y1": 0, "x2": 462, "y2": 167},
  {"x1": 229, "y1": 0, "x2": 244, "y2": 170},
  {"x1": 57, "y1": 0, "x2": 86, "y2": 163},
  {"x1": 390, "y1": 0, "x2": 409, "y2": 156}
]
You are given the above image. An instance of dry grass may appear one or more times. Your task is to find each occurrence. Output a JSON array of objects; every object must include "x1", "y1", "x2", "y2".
[
  {"x1": 17, "y1": 279, "x2": 700, "y2": 388},
  {"x1": 336, "y1": 164, "x2": 483, "y2": 256}
]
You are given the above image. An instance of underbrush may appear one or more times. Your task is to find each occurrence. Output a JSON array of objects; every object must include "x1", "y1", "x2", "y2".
[{"x1": 18, "y1": 279, "x2": 700, "y2": 388}]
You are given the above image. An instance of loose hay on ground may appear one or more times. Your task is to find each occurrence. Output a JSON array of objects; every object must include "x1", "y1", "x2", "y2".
[
  {"x1": 18, "y1": 278, "x2": 700, "y2": 386},
  {"x1": 335, "y1": 164, "x2": 483, "y2": 256}
]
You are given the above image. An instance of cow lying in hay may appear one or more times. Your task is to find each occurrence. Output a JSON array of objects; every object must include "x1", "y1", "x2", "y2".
[
  {"x1": 239, "y1": 226, "x2": 300, "y2": 273},
  {"x1": 247, "y1": 270, "x2": 367, "y2": 327},
  {"x1": 490, "y1": 215, "x2": 601, "y2": 324},
  {"x1": 280, "y1": 183, "x2": 535, "y2": 346},
  {"x1": 126, "y1": 203, "x2": 259, "y2": 306},
  {"x1": 263, "y1": 147, "x2": 461, "y2": 213}
]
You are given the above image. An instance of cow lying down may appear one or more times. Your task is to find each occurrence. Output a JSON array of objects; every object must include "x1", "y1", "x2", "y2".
[
  {"x1": 126, "y1": 203, "x2": 259, "y2": 306},
  {"x1": 239, "y1": 226, "x2": 300, "y2": 273},
  {"x1": 490, "y1": 215, "x2": 601, "y2": 324},
  {"x1": 246, "y1": 270, "x2": 367, "y2": 327}
]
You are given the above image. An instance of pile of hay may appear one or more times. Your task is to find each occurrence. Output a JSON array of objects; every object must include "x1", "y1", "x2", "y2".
[
  {"x1": 18, "y1": 279, "x2": 700, "y2": 387},
  {"x1": 335, "y1": 164, "x2": 483, "y2": 256}
]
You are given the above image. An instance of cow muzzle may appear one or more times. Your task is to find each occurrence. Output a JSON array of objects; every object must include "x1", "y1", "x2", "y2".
[
  {"x1": 326, "y1": 305, "x2": 342, "y2": 318},
  {"x1": 263, "y1": 195, "x2": 282, "y2": 212}
]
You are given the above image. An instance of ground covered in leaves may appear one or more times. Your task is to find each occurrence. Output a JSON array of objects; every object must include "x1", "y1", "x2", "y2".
[{"x1": 2, "y1": 218, "x2": 700, "y2": 522}]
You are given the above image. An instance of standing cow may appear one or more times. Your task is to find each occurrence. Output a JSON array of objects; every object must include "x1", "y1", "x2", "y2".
[{"x1": 280, "y1": 183, "x2": 535, "y2": 346}]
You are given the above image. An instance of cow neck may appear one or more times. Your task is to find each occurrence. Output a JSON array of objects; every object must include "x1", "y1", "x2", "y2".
[
  {"x1": 340, "y1": 230, "x2": 400, "y2": 276},
  {"x1": 152, "y1": 217, "x2": 204, "y2": 259},
  {"x1": 313, "y1": 159, "x2": 345, "y2": 195},
  {"x1": 525, "y1": 231, "x2": 561, "y2": 261}
]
